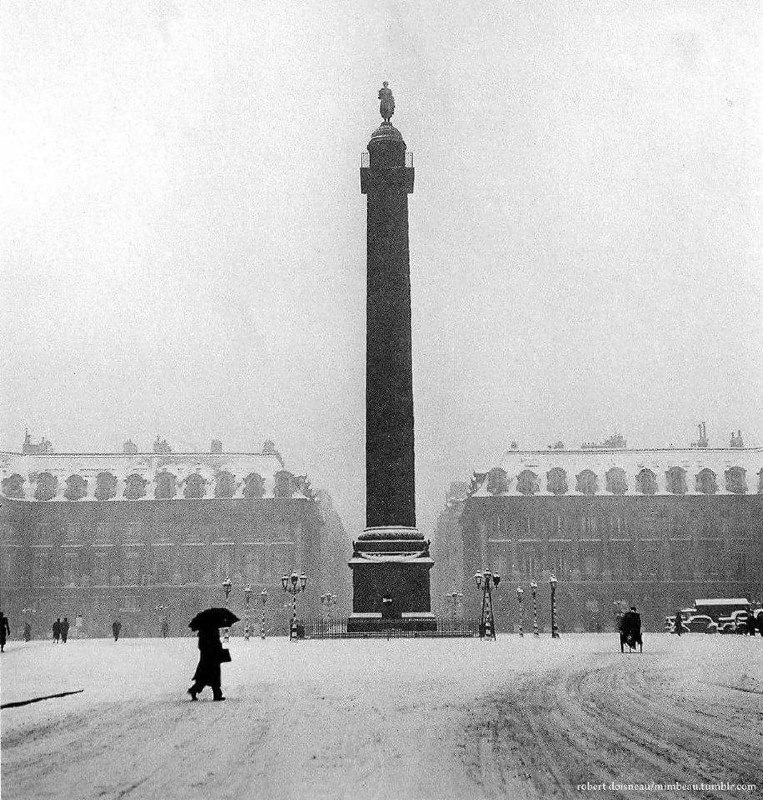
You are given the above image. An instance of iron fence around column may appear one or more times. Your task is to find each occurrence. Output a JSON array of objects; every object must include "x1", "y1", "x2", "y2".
[{"x1": 302, "y1": 617, "x2": 479, "y2": 639}]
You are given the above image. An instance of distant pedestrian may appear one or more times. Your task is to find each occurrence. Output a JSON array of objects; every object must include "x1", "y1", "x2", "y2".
[
  {"x1": 673, "y1": 610, "x2": 683, "y2": 636},
  {"x1": 52, "y1": 618, "x2": 61, "y2": 644},
  {"x1": 619, "y1": 606, "x2": 643, "y2": 653},
  {"x1": 61, "y1": 617, "x2": 70, "y2": 644},
  {"x1": 160, "y1": 618, "x2": 169, "y2": 638},
  {"x1": 112, "y1": 620, "x2": 121, "y2": 641},
  {"x1": 23, "y1": 621, "x2": 32, "y2": 642},
  {"x1": 0, "y1": 610, "x2": 10, "y2": 652}
]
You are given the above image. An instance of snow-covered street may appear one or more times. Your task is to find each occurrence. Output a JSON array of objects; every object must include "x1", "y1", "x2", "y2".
[{"x1": 1, "y1": 634, "x2": 761, "y2": 800}]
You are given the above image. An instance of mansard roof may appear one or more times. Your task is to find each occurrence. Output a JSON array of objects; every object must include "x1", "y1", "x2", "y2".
[
  {"x1": 470, "y1": 447, "x2": 763, "y2": 497},
  {"x1": 0, "y1": 450, "x2": 314, "y2": 502}
]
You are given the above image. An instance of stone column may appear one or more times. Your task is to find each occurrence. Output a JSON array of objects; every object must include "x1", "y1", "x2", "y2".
[{"x1": 362, "y1": 122, "x2": 415, "y2": 531}]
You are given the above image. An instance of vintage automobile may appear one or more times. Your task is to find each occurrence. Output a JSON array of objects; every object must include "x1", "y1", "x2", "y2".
[{"x1": 683, "y1": 614, "x2": 715, "y2": 633}]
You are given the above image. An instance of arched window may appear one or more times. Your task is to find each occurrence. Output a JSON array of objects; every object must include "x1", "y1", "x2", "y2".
[
  {"x1": 665, "y1": 467, "x2": 687, "y2": 495},
  {"x1": 95, "y1": 472, "x2": 117, "y2": 501},
  {"x1": 2, "y1": 473, "x2": 25, "y2": 498},
  {"x1": 487, "y1": 468, "x2": 508, "y2": 495},
  {"x1": 516, "y1": 470, "x2": 540, "y2": 496},
  {"x1": 635, "y1": 468, "x2": 657, "y2": 495},
  {"x1": 34, "y1": 473, "x2": 57, "y2": 502},
  {"x1": 575, "y1": 470, "x2": 598, "y2": 496},
  {"x1": 546, "y1": 468, "x2": 568, "y2": 496},
  {"x1": 154, "y1": 472, "x2": 177, "y2": 500},
  {"x1": 243, "y1": 473, "x2": 265, "y2": 500},
  {"x1": 184, "y1": 473, "x2": 207, "y2": 499},
  {"x1": 605, "y1": 468, "x2": 627, "y2": 495},
  {"x1": 725, "y1": 466, "x2": 747, "y2": 495},
  {"x1": 64, "y1": 475, "x2": 88, "y2": 501},
  {"x1": 273, "y1": 470, "x2": 294, "y2": 499},
  {"x1": 214, "y1": 471, "x2": 236, "y2": 499},
  {"x1": 696, "y1": 468, "x2": 717, "y2": 495},
  {"x1": 123, "y1": 474, "x2": 147, "y2": 500}
]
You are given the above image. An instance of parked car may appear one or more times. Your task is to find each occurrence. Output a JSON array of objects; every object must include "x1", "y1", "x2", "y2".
[{"x1": 683, "y1": 614, "x2": 715, "y2": 633}]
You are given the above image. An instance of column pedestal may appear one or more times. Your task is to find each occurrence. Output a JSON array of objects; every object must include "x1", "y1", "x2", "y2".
[{"x1": 348, "y1": 527, "x2": 435, "y2": 632}]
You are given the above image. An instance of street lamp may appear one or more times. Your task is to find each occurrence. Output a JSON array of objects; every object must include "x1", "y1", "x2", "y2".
[
  {"x1": 530, "y1": 580, "x2": 539, "y2": 636},
  {"x1": 549, "y1": 574, "x2": 560, "y2": 638},
  {"x1": 282, "y1": 572, "x2": 307, "y2": 640},
  {"x1": 243, "y1": 585, "x2": 252, "y2": 640},
  {"x1": 260, "y1": 588, "x2": 268, "y2": 640},
  {"x1": 447, "y1": 591, "x2": 463, "y2": 619},
  {"x1": 474, "y1": 570, "x2": 501, "y2": 640},
  {"x1": 320, "y1": 593, "x2": 336, "y2": 628},
  {"x1": 516, "y1": 586, "x2": 524, "y2": 637},
  {"x1": 222, "y1": 576, "x2": 232, "y2": 601}
]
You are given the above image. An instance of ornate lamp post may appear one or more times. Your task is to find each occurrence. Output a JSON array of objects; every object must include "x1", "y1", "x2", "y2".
[
  {"x1": 550, "y1": 574, "x2": 560, "y2": 638},
  {"x1": 260, "y1": 588, "x2": 268, "y2": 640},
  {"x1": 243, "y1": 585, "x2": 252, "y2": 640},
  {"x1": 516, "y1": 586, "x2": 524, "y2": 637},
  {"x1": 222, "y1": 577, "x2": 232, "y2": 601},
  {"x1": 447, "y1": 591, "x2": 463, "y2": 619},
  {"x1": 474, "y1": 571, "x2": 501, "y2": 640},
  {"x1": 282, "y1": 572, "x2": 307, "y2": 640},
  {"x1": 530, "y1": 580, "x2": 539, "y2": 637},
  {"x1": 320, "y1": 593, "x2": 336, "y2": 625}
]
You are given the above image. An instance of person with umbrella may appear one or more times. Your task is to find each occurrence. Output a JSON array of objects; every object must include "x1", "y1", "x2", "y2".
[{"x1": 187, "y1": 607, "x2": 238, "y2": 702}]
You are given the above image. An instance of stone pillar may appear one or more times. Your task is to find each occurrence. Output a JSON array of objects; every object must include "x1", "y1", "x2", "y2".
[
  {"x1": 349, "y1": 88, "x2": 433, "y2": 632},
  {"x1": 362, "y1": 122, "x2": 416, "y2": 530}
]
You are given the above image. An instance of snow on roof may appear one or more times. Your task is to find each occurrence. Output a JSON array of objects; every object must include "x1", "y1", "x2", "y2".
[
  {"x1": 694, "y1": 598, "x2": 750, "y2": 606},
  {"x1": 471, "y1": 447, "x2": 762, "y2": 497},
  {"x1": 0, "y1": 451, "x2": 313, "y2": 501}
]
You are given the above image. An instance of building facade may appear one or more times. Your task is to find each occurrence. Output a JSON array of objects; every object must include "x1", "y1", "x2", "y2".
[
  {"x1": 0, "y1": 440, "x2": 328, "y2": 637},
  {"x1": 437, "y1": 445, "x2": 763, "y2": 631}
]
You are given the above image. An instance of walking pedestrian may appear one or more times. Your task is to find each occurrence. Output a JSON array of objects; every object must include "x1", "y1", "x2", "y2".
[
  {"x1": 112, "y1": 620, "x2": 121, "y2": 641},
  {"x1": 61, "y1": 617, "x2": 70, "y2": 643},
  {"x1": 188, "y1": 624, "x2": 229, "y2": 701},
  {"x1": 160, "y1": 618, "x2": 169, "y2": 638},
  {"x1": 673, "y1": 610, "x2": 683, "y2": 636},
  {"x1": 23, "y1": 621, "x2": 32, "y2": 642},
  {"x1": 52, "y1": 618, "x2": 61, "y2": 644},
  {"x1": 0, "y1": 610, "x2": 10, "y2": 652}
]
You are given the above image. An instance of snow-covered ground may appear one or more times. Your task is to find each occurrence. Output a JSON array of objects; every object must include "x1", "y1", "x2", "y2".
[{"x1": 1, "y1": 634, "x2": 761, "y2": 800}]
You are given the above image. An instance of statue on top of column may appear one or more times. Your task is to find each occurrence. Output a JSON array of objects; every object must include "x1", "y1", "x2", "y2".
[{"x1": 378, "y1": 82, "x2": 395, "y2": 123}]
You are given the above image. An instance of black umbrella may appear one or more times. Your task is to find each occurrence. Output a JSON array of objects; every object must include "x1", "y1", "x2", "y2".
[{"x1": 189, "y1": 607, "x2": 240, "y2": 631}]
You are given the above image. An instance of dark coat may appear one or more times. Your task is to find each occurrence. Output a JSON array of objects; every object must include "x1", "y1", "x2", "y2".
[
  {"x1": 0, "y1": 614, "x2": 9, "y2": 644},
  {"x1": 192, "y1": 627, "x2": 226, "y2": 688}
]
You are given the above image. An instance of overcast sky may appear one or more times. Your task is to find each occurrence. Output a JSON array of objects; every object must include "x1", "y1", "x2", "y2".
[{"x1": 2, "y1": 1, "x2": 760, "y2": 539}]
